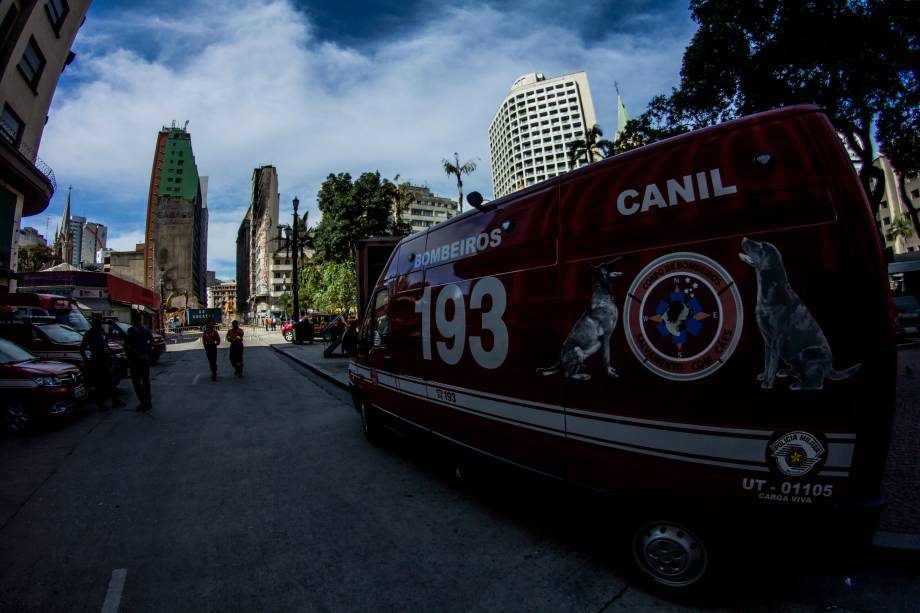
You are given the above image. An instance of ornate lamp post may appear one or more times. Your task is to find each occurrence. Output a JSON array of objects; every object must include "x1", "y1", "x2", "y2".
[{"x1": 277, "y1": 197, "x2": 307, "y2": 343}]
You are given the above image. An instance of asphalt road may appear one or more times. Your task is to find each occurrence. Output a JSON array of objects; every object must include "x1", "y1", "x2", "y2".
[{"x1": 1, "y1": 340, "x2": 918, "y2": 612}]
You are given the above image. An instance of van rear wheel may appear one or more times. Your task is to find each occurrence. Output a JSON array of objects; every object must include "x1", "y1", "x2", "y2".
[{"x1": 632, "y1": 520, "x2": 708, "y2": 590}]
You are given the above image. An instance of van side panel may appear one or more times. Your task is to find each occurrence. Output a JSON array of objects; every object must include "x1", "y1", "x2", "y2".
[
  {"x1": 413, "y1": 187, "x2": 566, "y2": 475},
  {"x1": 552, "y1": 109, "x2": 892, "y2": 507}
]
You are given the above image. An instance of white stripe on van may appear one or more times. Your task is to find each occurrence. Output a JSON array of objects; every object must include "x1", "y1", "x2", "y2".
[
  {"x1": 565, "y1": 414, "x2": 767, "y2": 465},
  {"x1": 565, "y1": 433, "x2": 771, "y2": 473},
  {"x1": 361, "y1": 368, "x2": 854, "y2": 477}
]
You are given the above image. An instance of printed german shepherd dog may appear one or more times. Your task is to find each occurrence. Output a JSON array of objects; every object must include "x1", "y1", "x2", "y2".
[
  {"x1": 739, "y1": 238, "x2": 860, "y2": 390},
  {"x1": 538, "y1": 260, "x2": 622, "y2": 380}
]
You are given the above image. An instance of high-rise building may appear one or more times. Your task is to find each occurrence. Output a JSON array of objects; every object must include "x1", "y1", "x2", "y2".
[
  {"x1": 399, "y1": 185, "x2": 458, "y2": 232},
  {"x1": 81, "y1": 220, "x2": 106, "y2": 265},
  {"x1": 235, "y1": 215, "x2": 251, "y2": 319},
  {"x1": 488, "y1": 71, "x2": 599, "y2": 199},
  {"x1": 245, "y1": 165, "x2": 279, "y2": 316},
  {"x1": 0, "y1": 0, "x2": 91, "y2": 291},
  {"x1": 142, "y1": 123, "x2": 208, "y2": 307},
  {"x1": 66, "y1": 214, "x2": 85, "y2": 265}
]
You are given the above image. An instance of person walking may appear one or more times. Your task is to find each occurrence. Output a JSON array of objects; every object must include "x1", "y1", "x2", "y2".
[
  {"x1": 80, "y1": 313, "x2": 125, "y2": 410},
  {"x1": 202, "y1": 320, "x2": 220, "y2": 381},
  {"x1": 125, "y1": 310, "x2": 153, "y2": 411},
  {"x1": 227, "y1": 320, "x2": 245, "y2": 377}
]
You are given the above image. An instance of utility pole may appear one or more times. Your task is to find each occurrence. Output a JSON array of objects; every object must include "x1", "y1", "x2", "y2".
[{"x1": 291, "y1": 196, "x2": 301, "y2": 344}]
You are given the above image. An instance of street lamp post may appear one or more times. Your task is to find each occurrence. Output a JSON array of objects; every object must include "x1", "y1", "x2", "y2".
[{"x1": 291, "y1": 197, "x2": 300, "y2": 343}]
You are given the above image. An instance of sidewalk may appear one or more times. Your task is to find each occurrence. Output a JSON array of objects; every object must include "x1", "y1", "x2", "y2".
[
  {"x1": 270, "y1": 338, "x2": 920, "y2": 549},
  {"x1": 267, "y1": 336, "x2": 351, "y2": 388}
]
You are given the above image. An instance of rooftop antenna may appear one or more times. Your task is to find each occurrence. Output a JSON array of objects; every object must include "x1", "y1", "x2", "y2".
[
  {"x1": 615, "y1": 81, "x2": 620, "y2": 96},
  {"x1": 183, "y1": 120, "x2": 189, "y2": 130}
]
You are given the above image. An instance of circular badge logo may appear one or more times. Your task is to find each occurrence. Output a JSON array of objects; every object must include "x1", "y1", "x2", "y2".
[
  {"x1": 767, "y1": 431, "x2": 827, "y2": 477},
  {"x1": 625, "y1": 252, "x2": 743, "y2": 381}
]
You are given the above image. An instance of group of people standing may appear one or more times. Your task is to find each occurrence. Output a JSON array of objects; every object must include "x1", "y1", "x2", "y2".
[
  {"x1": 263, "y1": 316, "x2": 278, "y2": 331},
  {"x1": 79, "y1": 310, "x2": 154, "y2": 411}
]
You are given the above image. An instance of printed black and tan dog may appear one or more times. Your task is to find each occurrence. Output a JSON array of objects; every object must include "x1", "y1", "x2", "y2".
[
  {"x1": 538, "y1": 260, "x2": 622, "y2": 381},
  {"x1": 739, "y1": 237, "x2": 860, "y2": 390}
]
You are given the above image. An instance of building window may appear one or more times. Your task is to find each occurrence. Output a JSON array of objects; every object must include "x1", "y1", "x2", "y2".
[
  {"x1": 0, "y1": 104, "x2": 24, "y2": 146},
  {"x1": 17, "y1": 38, "x2": 46, "y2": 91},
  {"x1": 45, "y1": 0, "x2": 70, "y2": 34}
]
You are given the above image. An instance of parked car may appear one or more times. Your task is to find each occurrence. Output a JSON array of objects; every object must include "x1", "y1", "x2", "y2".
[
  {"x1": 281, "y1": 314, "x2": 338, "y2": 342},
  {"x1": 102, "y1": 319, "x2": 167, "y2": 364},
  {"x1": 893, "y1": 295, "x2": 920, "y2": 339},
  {"x1": 26, "y1": 322, "x2": 128, "y2": 384},
  {"x1": 0, "y1": 338, "x2": 87, "y2": 432},
  {"x1": 321, "y1": 314, "x2": 356, "y2": 342}
]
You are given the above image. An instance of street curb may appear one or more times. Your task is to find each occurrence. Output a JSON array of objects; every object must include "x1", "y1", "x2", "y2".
[{"x1": 270, "y1": 344, "x2": 349, "y2": 391}]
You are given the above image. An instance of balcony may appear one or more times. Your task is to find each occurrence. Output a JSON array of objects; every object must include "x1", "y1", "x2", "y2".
[{"x1": 0, "y1": 128, "x2": 56, "y2": 217}]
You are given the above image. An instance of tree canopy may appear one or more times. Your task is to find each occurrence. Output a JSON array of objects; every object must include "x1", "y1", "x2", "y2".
[
  {"x1": 313, "y1": 171, "x2": 409, "y2": 263},
  {"x1": 567, "y1": 124, "x2": 614, "y2": 166},
  {"x1": 621, "y1": 0, "x2": 920, "y2": 230},
  {"x1": 299, "y1": 258, "x2": 356, "y2": 315}
]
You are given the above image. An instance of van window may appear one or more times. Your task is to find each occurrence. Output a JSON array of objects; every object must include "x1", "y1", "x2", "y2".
[{"x1": 370, "y1": 290, "x2": 389, "y2": 347}]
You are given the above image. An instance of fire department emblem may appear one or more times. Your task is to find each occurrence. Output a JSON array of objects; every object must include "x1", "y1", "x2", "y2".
[
  {"x1": 769, "y1": 431, "x2": 826, "y2": 477},
  {"x1": 625, "y1": 252, "x2": 743, "y2": 381}
]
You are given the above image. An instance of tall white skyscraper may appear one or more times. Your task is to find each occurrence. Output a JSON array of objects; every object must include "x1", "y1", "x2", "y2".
[{"x1": 488, "y1": 71, "x2": 599, "y2": 199}]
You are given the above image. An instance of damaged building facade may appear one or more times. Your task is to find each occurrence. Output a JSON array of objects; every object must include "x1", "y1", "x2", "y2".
[
  {"x1": 235, "y1": 165, "x2": 279, "y2": 320},
  {"x1": 142, "y1": 123, "x2": 208, "y2": 310}
]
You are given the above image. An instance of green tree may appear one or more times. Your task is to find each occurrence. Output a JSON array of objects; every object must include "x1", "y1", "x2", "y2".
[
  {"x1": 313, "y1": 171, "x2": 409, "y2": 263},
  {"x1": 299, "y1": 259, "x2": 356, "y2": 315},
  {"x1": 277, "y1": 291, "x2": 292, "y2": 317},
  {"x1": 566, "y1": 124, "x2": 614, "y2": 167},
  {"x1": 442, "y1": 153, "x2": 477, "y2": 213},
  {"x1": 16, "y1": 244, "x2": 53, "y2": 273},
  {"x1": 623, "y1": 0, "x2": 920, "y2": 233}
]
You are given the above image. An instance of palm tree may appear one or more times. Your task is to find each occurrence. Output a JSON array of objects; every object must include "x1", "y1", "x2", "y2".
[
  {"x1": 567, "y1": 124, "x2": 614, "y2": 169},
  {"x1": 886, "y1": 215, "x2": 915, "y2": 245},
  {"x1": 442, "y1": 153, "x2": 477, "y2": 213}
]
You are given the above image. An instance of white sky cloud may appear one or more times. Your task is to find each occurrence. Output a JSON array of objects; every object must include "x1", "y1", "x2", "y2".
[{"x1": 38, "y1": 0, "x2": 694, "y2": 279}]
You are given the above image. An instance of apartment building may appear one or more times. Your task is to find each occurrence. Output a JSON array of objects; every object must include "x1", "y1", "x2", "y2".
[
  {"x1": 0, "y1": 0, "x2": 91, "y2": 291},
  {"x1": 876, "y1": 154, "x2": 920, "y2": 255},
  {"x1": 488, "y1": 71, "x2": 599, "y2": 199},
  {"x1": 400, "y1": 185, "x2": 457, "y2": 232}
]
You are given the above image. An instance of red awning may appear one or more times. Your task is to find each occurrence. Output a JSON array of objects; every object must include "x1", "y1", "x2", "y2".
[{"x1": 106, "y1": 275, "x2": 160, "y2": 310}]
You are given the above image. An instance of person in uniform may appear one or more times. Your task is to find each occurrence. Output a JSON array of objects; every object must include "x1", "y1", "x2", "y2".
[
  {"x1": 125, "y1": 310, "x2": 153, "y2": 411},
  {"x1": 202, "y1": 321, "x2": 221, "y2": 381},
  {"x1": 80, "y1": 313, "x2": 125, "y2": 410},
  {"x1": 226, "y1": 320, "x2": 245, "y2": 377}
]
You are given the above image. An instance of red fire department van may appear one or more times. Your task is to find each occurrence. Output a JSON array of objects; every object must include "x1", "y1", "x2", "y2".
[{"x1": 349, "y1": 105, "x2": 895, "y2": 591}]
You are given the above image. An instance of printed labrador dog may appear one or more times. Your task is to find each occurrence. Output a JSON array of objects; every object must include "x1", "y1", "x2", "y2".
[
  {"x1": 739, "y1": 238, "x2": 860, "y2": 390},
  {"x1": 537, "y1": 260, "x2": 622, "y2": 380}
]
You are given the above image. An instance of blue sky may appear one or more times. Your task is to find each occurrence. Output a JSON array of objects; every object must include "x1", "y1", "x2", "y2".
[{"x1": 34, "y1": 0, "x2": 695, "y2": 279}]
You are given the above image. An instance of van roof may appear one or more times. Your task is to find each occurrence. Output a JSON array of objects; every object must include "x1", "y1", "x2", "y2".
[{"x1": 408, "y1": 104, "x2": 824, "y2": 244}]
